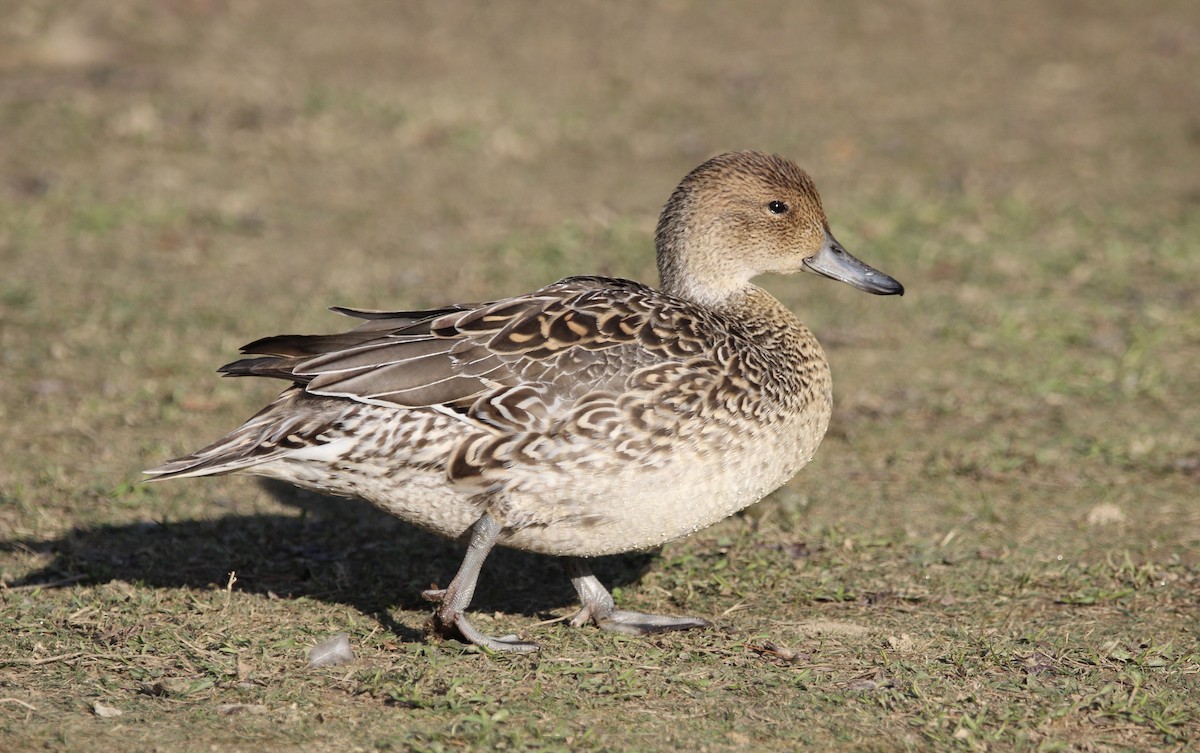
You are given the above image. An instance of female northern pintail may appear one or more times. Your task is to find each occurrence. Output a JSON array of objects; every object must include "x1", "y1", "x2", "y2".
[{"x1": 147, "y1": 151, "x2": 903, "y2": 652}]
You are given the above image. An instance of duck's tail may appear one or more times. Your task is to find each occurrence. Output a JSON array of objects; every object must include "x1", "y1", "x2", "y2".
[{"x1": 144, "y1": 388, "x2": 349, "y2": 481}]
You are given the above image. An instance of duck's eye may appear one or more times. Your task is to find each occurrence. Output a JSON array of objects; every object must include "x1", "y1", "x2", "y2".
[{"x1": 767, "y1": 200, "x2": 788, "y2": 214}]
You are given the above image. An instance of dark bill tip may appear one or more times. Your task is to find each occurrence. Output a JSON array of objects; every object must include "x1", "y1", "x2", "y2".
[{"x1": 803, "y1": 235, "x2": 904, "y2": 296}]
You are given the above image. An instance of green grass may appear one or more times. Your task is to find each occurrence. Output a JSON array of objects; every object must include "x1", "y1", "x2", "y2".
[
  {"x1": 2, "y1": 1, "x2": 1198, "y2": 751},
  {"x1": 3, "y1": 513, "x2": 1195, "y2": 751}
]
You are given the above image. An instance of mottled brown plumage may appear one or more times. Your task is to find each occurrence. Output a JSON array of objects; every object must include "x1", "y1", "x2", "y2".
[{"x1": 147, "y1": 151, "x2": 903, "y2": 651}]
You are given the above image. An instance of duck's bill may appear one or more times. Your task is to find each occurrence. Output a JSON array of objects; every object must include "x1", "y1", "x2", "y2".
[{"x1": 803, "y1": 233, "x2": 904, "y2": 296}]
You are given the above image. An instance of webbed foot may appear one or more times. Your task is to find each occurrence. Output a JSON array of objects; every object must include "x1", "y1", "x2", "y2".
[
  {"x1": 422, "y1": 515, "x2": 541, "y2": 653},
  {"x1": 567, "y1": 559, "x2": 710, "y2": 636}
]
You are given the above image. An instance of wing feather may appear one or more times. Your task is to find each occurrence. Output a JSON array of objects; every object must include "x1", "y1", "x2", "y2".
[{"x1": 216, "y1": 276, "x2": 729, "y2": 432}]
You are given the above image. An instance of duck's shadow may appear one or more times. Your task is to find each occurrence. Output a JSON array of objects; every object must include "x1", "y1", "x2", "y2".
[{"x1": 3, "y1": 480, "x2": 656, "y2": 643}]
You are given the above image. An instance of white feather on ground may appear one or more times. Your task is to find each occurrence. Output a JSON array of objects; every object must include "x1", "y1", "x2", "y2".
[{"x1": 307, "y1": 633, "x2": 354, "y2": 668}]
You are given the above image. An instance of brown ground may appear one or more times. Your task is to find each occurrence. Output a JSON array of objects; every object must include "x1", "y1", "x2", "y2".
[{"x1": 1, "y1": 2, "x2": 1197, "y2": 751}]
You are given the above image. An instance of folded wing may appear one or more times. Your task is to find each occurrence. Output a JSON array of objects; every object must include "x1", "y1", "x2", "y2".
[{"x1": 219, "y1": 277, "x2": 722, "y2": 435}]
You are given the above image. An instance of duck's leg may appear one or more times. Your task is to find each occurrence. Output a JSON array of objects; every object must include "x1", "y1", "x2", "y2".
[
  {"x1": 421, "y1": 513, "x2": 540, "y2": 653},
  {"x1": 566, "y1": 559, "x2": 710, "y2": 635}
]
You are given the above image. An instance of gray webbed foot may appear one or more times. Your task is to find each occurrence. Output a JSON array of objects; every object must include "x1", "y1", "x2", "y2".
[
  {"x1": 422, "y1": 514, "x2": 541, "y2": 653},
  {"x1": 567, "y1": 559, "x2": 710, "y2": 636}
]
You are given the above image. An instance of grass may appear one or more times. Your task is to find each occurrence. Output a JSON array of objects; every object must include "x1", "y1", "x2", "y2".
[
  {"x1": 2, "y1": 1, "x2": 1198, "y2": 751},
  {"x1": 3, "y1": 515, "x2": 1195, "y2": 751}
]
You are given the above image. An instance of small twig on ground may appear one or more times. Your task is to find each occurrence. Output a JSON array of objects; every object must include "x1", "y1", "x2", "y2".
[
  {"x1": 223, "y1": 571, "x2": 238, "y2": 609},
  {"x1": 529, "y1": 614, "x2": 569, "y2": 628},
  {"x1": 0, "y1": 698, "x2": 37, "y2": 711},
  {"x1": 1, "y1": 574, "x2": 88, "y2": 591},
  {"x1": 1, "y1": 652, "x2": 134, "y2": 667},
  {"x1": 3, "y1": 652, "x2": 85, "y2": 667},
  {"x1": 721, "y1": 600, "x2": 752, "y2": 616}
]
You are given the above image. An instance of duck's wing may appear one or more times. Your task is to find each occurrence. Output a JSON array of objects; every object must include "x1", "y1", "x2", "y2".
[
  {"x1": 219, "y1": 276, "x2": 721, "y2": 432},
  {"x1": 220, "y1": 305, "x2": 471, "y2": 378}
]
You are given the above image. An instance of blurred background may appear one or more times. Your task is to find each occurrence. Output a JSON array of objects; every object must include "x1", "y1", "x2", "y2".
[
  {"x1": 2, "y1": 1, "x2": 1198, "y2": 748},
  {"x1": 3, "y1": 0, "x2": 1196, "y2": 526}
]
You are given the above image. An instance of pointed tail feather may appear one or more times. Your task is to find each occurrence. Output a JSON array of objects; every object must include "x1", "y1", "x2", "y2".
[{"x1": 144, "y1": 388, "x2": 344, "y2": 481}]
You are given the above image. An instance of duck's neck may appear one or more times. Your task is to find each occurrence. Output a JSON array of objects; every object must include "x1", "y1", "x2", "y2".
[
  {"x1": 656, "y1": 240, "x2": 755, "y2": 310},
  {"x1": 657, "y1": 230, "x2": 805, "y2": 343},
  {"x1": 714, "y1": 285, "x2": 807, "y2": 341},
  {"x1": 659, "y1": 269, "x2": 752, "y2": 309},
  {"x1": 655, "y1": 191, "x2": 756, "y2": 308}
]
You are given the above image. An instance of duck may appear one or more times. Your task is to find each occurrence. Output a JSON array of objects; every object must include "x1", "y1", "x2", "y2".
[{"x1": 146, "y1": 151, "x2": 903, "y2": 652}]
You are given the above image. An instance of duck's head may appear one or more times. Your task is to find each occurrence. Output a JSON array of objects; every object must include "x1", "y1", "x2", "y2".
[{"x1": 655, "y1": 151, "x2": 903, "y2": 307}]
